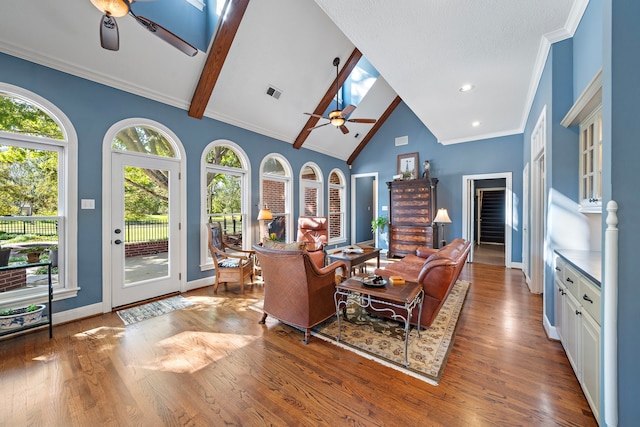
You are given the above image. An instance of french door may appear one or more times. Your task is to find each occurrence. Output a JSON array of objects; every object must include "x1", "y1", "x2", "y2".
[{"x1": 110, "y1": 152, "x2": 180, "y2": 307}]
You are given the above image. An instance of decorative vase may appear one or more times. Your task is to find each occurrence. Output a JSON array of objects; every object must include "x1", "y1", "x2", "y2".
[{"x1": 0, "y1": 304, "x2": 46, "y2": 330}]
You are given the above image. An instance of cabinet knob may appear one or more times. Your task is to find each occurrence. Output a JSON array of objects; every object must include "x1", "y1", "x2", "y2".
[
  {"x1": 575, "y1": 309, "x2": 582, "y2": 316},
  {"x1": 566, "y1": 277, "x2": 574, "y2": 284},
  {"x1": 583, "y1": 294, "x2": 593, "y2": 304},
  {"x1": 555, "y1": 267, "x2": 561, "y2": 271}
]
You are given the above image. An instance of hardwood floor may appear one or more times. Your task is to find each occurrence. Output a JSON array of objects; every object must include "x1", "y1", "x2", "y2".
[{"x1": 0, "y1": 263, "x2": 596, "y2": 426}]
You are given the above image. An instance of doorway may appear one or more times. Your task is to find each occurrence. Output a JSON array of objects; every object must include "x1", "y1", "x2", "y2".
[
  {"x1": 351, "y1": 173, "x2": 378, "y2": 246},
  {"x1": 102, "y1": 120, "x2": 186, "y2": 312},
  {"x1": 462, "y1": 172, "x2": 512, "y2": 268}
]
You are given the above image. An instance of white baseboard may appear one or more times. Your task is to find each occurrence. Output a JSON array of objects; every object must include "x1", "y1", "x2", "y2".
[
  {"x1": 52, "y1": 302, "x2": 103, "y2": 325},
  {"x1": 543, "y1": 313, "x2": 560, "y2": 340},
  {"x1": 510, "y1": 261, "x2": 523, "y2": 270},
  {"x1": 185, "y1": 276, "x2": 213, "y2": 292}
]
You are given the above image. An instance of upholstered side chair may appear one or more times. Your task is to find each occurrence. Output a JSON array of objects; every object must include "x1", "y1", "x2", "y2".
[
  {"x1": 208, "y1": 222, "x2": 255, "y2": 293},
  {"x1": 253, "y1": 244, "x2": 347, "y2": 344},
  {"x1": 297, "y1": 216, "x2": 328, "y2": 269}
]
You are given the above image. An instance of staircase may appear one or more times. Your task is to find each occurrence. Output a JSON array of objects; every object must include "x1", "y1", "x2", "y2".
[{"x1": 478, "y1": 190, "x2": 505, "y2": 244}]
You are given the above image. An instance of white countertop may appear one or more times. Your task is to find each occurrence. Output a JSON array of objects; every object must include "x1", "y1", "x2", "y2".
[{"x1": 555, "y1": 249, "x2": 601, "y2": 285}]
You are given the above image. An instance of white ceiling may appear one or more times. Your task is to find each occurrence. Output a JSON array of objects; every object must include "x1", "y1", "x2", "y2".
[{"x1": 0, "y1": 0, "x2": 587, "y2": 161}]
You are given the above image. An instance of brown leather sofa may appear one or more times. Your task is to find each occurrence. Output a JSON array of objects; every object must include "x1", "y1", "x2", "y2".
[
  {"x1": 374, "y1": 238, "x2": 471, "y2": 328},
  {"x1": 297, "y1": 216, "x2": 328, "y2": 269},
  {"x1": 253, "y1": 244, "x2": 347, "y2": 344}
]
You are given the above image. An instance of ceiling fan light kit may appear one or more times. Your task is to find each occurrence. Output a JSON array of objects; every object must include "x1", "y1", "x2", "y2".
[
  {"x1": 91, "y1": 0, "x2": 130, "y2": 17},
  {"x1": 303, "y1": 57, "x2": 376, "y2": 135}
]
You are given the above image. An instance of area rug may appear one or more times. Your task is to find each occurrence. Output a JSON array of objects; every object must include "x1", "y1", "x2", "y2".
[
  {"x1": 250, "y1": 280, "x2": 470, "y2": 385},
  {"x1": 117, "y1": 295, "x2": 194, "y2": 326}
]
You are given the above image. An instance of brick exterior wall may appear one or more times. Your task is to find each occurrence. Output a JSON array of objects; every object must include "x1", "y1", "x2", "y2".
[
  {"x1": 0, "y1": 269, "x2": 27, "y2": 293},
  {"x1": 125, "y1": 241, "x2": 168, "y2": 258}
]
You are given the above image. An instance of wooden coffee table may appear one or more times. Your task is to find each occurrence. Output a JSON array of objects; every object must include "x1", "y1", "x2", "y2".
[
  {"x1": 327, "y1": 247, "x2": 380, "y2": 277},
  {"x1": 334, "y1": 277, "x2": 423, "y2": 367}
]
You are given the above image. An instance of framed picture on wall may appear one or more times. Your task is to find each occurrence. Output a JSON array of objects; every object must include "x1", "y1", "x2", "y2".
[{"x1": 397, "y1": 152, "x2": 419, "y2": 180}]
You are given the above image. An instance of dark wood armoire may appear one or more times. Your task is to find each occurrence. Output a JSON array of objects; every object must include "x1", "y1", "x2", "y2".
[{"x1": 386, "y1": 178, "x2": 438, "y2": 258}]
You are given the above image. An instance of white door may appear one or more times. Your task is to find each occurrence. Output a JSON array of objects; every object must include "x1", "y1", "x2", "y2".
[
  {"x1": 522, "y1": 163, "x2": 530, "y2": 283},
  {"x1": 110, "y1": 152, "x2": 181, "y2": 307}
]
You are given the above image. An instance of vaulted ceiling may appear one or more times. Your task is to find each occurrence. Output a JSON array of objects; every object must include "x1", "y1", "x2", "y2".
[{"x1": 0, "y1": 0, "x2": 586, "y2": 162}]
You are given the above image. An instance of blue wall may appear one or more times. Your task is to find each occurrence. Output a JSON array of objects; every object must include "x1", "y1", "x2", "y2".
[
  {"x1": 0, "y1": 52, "x2": 349, "y2": 312},
  {"x1": 351, "y1": 102, "x2": 524, "y2": 262},
  {"x1": 573, "y1": 0, "x2": 603, "y2": 103}
]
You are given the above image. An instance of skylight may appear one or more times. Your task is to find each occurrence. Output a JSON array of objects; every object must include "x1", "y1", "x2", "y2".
[{"x1": 325, "y1": 56, "x2": 380, "y2": 116}]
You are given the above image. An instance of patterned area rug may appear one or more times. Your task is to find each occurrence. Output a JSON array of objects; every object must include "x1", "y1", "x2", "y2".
[
  {"x1": 251, "y1": 280, "x2": 470, "y2": 385},
  {"x1": 117, "y1": 295, "x2": 194, "y2": 326}
]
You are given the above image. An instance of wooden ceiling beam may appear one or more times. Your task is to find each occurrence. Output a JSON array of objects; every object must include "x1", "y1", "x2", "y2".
[
  {"x1": 347, "y1": 96, "x2": 402, "y2": 165},
  {"x1": 188, "y1": 0, "x2": 250, "y2": 119},
  {"x1": 292, "y1": 48, "x2": 362, "y2": 149}
]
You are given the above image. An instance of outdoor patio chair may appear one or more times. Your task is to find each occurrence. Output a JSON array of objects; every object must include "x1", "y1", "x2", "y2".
[{"x1": 208, "y1": 222, "x2": 255, "y2": 293}]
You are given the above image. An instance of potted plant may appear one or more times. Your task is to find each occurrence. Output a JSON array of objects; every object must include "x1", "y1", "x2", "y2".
[
  {"x1": 371, "y1": 216, "x2": 389, "y2": 245},
  {"x1": 17, "y1": 246, "x2": 49, "y2": 263},
  {"x1": 0, "y1": 245, "x2": 10, "y2": 267},
  {"x1": 0, "y1": 304, "x2": 46, "y2": 330},
  {"x1": 48, "y1": 244, "x2": 58, "y2": 268}
]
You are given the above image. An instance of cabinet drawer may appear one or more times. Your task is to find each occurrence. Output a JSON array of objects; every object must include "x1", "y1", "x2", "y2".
[
  {"x1": 563, "y1": 264, "x2": 580, "y2": 298},
  {"x1": 554, "y1": 256, "x2": 564, "y2": 283},
  {"x1": 580, "y1": 277, "x2": 601, "y2": 325}
]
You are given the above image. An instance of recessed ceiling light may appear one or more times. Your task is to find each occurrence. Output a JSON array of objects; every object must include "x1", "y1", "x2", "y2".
[
  {"x1": 472, "y1": 121, "x2": 481, "y2": 127},
  {"x1": 459, "y1": 84, "x2": 475, "y2": 92}
]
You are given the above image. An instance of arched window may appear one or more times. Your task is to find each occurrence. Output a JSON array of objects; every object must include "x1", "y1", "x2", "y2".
[
  {"x1": 328, "y1": 169, "x2": 346, "y2": 243},
  {"x1": 0, "y1": 83, "x2": 78, "y2": 302},
  {"x1": 260, "y1": 154, "x2": 293, "y2": 242},
  {"x1": 201, "y1": 141, "x2": 251, "y2": 268},
  {"x1": 299, "y1": 162, "x2": 323, "y2": 216}
]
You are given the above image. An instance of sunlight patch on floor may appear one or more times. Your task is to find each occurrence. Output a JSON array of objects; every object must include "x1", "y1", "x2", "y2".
[{"x1": 136, "y1": 330, "x2": 259, "y2": 374}]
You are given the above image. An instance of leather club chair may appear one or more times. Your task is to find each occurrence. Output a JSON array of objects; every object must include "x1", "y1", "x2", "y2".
[
  {"x1": 296, "y1": 216, "x2": 328, "y2": 269},
  {"x1": 253, "y1": 244, "x2": 347, "y2": 344}
]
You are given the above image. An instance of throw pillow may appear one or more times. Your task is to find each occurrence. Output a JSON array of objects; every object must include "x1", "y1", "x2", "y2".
[
  {"x1": 262, "y1": 240, "x2": 306, "y2": 251},
  {"x1": 218, "y1": 258, "x2": 241, "y2": 268}
]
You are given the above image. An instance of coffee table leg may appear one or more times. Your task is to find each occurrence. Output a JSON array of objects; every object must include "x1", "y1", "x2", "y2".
[{"x1": 404, "y1": 305, "x2": 412, "y2": 367}]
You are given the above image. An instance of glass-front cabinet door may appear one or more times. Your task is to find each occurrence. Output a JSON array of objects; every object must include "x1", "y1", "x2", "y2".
[{"x1": 579, "y1": 106, "x2": 602, "y2": 212}]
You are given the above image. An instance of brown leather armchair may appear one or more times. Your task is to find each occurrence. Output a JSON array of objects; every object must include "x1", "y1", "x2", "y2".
[
  {"x1": 253, "y1": 244, "x2": 347, "y2": 344},
  {"x1": 297, "y1": 216, "x2": 328, "y2": 269},
  {"x1": 208, "y1": 222, "x2": 254, "y2": 293}
]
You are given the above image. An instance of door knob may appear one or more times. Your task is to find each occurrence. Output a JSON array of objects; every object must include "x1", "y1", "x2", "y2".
[
  {"x1": 114, "y1": 229, "x2": 121, "y2": 234},
  {"x1": 114, "y1": 239, "x2": 122, "y2": 245}
]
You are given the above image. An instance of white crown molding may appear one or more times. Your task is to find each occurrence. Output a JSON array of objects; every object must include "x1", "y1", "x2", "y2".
[
  {"x1": 0, "y1": 41, "x2": 193, "y2": 113},
  {"x1": 439, "y1": 126, "x2": 524, "y2": 146},
  {"x1": 561, "y1": 68, "x2": 602, "y2": 128}
]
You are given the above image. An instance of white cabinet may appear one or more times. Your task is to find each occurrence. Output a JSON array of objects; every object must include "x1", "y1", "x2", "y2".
[
  {"x1": 578, "y1": 107, "x2": 603, "y2": 212},
  {"x1": 554, "y1": 256, "x2": 601, "y2": 424}
]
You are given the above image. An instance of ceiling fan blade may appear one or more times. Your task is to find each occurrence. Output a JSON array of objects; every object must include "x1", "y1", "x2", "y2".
[
  {"x1": 339, "y1": 125, "x2": 349, "y2": 134},
  {"x1": 347, "y1": 118, "x2": 377, "y2": 124},
  {"x1": 100, "y1": 14, "x2": 119, "y2": 51},
  {"x1": 133, "y1": 15, "x2": 198, "y2": 56},
  {"x1": 341, "y1": 104, "x2": 356, "y2": 117},
  {"x1": 307, "y1": 122, "x2": 331, "y2": 131},
  {"x1": 304, "y1": 112, "x2": 327, "y2": 119}
]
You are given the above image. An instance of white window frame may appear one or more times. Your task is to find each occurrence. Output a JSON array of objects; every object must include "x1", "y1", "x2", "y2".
[
  {"x1": 200, "y1": 140, "x2": 251, "y2": 270},
  {"x1": 0, "y1": 83, "x2": 78, "y2": 306},
  {"x1": 328, "y1": 168, "x2": 347, "y2": 244},
  {"x1": 260, "y1": 154, "x2": 293, "y2": 243},
  {"x1": 299, "y1": 162, "x2": 323, "y2": 216}
]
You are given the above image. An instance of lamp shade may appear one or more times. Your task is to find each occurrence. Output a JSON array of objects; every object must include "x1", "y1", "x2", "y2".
[
  {"x1": 433, "y1": 208, "x2": 451, "y2": 224},
  {"x1": 257, "y1": 207, "x2": 273, "y2": 221}
]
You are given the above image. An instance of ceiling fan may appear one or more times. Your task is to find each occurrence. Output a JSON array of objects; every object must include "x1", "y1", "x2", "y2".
[
  {"x1": 304, "y1": 57, "x2": 377, "y2": 134},
  {"x1": 89, "y1": 0, "x2": 198, "y2": 57}
]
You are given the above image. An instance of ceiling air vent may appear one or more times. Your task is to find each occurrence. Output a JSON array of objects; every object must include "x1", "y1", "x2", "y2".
[{"x1": 265, "y1": 85, "x2": 282, "y2": 100}]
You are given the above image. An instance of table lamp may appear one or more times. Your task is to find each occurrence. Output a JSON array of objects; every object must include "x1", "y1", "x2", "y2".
[{"x1": 433, "y1": 208, "x2": 451, "y2": 248}]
